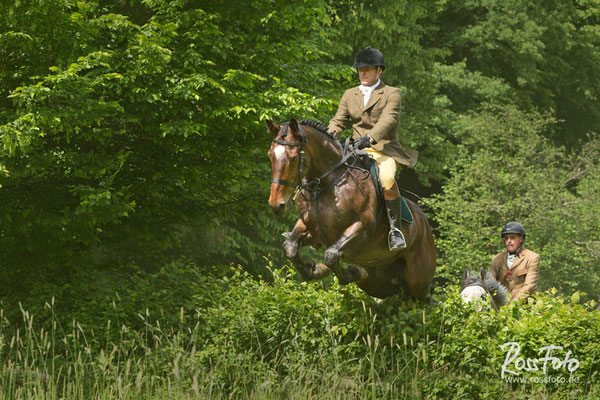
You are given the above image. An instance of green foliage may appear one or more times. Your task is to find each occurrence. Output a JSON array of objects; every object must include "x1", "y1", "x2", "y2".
[
  {"x1": 419, "y1": 286, "x2": 600, "y2": 399},
  {"x1": 532, "y1": 136, "x2": 600, "y2": 296},
  {"x1": 2, "y1": 0, "x2": 600, "y2": 291},
  {"x1": 2, "y1": 2, "x2": 600, "y2": 395},
  {"x1": 432, "y1": 0, "x2": 600, "y2": 144},
  {"x1": 0, "y1": 0, "x2": 350, "y2": 301},
  {"x1": 429, "y1": 105, "x2": 600, "y2": 298},
  {"x1": 1, "y1": 265, "x2": 598, "y2": 399}
]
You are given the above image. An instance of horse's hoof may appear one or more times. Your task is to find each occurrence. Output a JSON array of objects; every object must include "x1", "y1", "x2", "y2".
[
  {"x1": 312, "y1": 263, "x2": 332, "y2": 279},
  {"x1": 336, "y1": 267, "x2": 359, "y2": 286},
  {"x1": 337, "y1": 274, "x2": 351, "y2": 286},
  {"x1": 324, "y1": 247, "x2": 342, "y2": 266},
  {"x1": 283, "y1": 239, "x2": 299, "y2": 258},
  {"x1": 301, "y1": 262, "x2": 331, "y2": 281},
  {"x1": 297, "y1": 263, "x2": 314, "y2": 281}
]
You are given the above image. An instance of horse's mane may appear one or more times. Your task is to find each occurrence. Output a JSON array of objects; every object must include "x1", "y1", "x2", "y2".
[
  {"x1": 280, "y1": 119, "x2": 341, "y2": 147},
  {"x1": 298, "y1": 119, "x2": 328, "y2": 134},
  {"x1": 484, "y1": 274, "x2": 509, "y2": 307}
]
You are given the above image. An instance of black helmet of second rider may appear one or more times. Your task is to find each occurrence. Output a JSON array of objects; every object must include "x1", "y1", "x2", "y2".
[
  {"x1": 354, "y1": 46, "x2": 385, "y2": 71},
  {"x1": 501, "y1": 222, "x2": 526, "y2": 240}
]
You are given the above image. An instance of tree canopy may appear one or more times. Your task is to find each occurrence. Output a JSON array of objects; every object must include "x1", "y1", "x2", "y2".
[{"x1": 1, "y1": 0, "x2": 599, "y2": 318}]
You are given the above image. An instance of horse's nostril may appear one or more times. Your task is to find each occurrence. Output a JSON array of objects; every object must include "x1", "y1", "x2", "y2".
[{"x1": 270, "y1": 202, "x2": 286, "y2": 215}]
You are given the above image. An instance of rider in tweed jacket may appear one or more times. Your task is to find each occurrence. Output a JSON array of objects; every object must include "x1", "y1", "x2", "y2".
[
  {"x1": 490, "y1": 222, "x2": 540, "y2": 303},
  {"x1": 328, "y1": 46, "x2": 417, "y2": 251}
]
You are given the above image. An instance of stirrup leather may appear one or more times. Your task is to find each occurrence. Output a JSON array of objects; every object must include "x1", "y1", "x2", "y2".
[{"x1": 388, "y1": 227, "x2": 407, "y2": 250}]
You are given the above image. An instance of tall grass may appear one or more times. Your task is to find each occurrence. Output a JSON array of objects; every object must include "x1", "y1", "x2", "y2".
[
  {"x1": 0, "y1": 299, "x2": 429, "y2": 399},
  {"x1": 1, "y1": 270, "x2": 598, "y2": 399}
]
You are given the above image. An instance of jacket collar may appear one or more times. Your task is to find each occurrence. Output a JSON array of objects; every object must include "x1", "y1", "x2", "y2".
[
  {"x1": 503, "y1": 247, "x2": 528, "y2": 271},
  {"x1": 354, "y1": 81, "x2": 386, "y2": 110}
]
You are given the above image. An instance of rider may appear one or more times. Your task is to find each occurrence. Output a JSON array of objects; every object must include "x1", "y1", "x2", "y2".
[
  {"x1": 489, "y1": 222, "x2": 540, "y2": 303},
  {"x1": 328, "y1": 46, "x2": 418, "y2": 250}
]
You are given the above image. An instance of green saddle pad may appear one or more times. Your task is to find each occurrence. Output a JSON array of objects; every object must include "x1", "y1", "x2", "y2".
[{"x1": 368, "y1": 158, "x2": 414, "y2": 224}]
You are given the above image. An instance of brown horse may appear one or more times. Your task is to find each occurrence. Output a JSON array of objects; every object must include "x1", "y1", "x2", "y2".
[{"x1": 266, "y1": 118, "x2": 436, "y2": 299}]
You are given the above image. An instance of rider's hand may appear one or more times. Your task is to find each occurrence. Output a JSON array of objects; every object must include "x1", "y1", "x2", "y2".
[{"x1": 354, "y1": 136, "x2": 372, "y2": 150}]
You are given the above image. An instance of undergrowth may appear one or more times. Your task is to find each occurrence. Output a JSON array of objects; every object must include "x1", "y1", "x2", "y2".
[{"x1": 1, "y1": 263, "x2": 598, "y2": 399}]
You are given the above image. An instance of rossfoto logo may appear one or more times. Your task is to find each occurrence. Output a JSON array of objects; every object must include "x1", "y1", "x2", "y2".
[{"x1": 500, "y1": 342, "x2": 580, "y2": 383}]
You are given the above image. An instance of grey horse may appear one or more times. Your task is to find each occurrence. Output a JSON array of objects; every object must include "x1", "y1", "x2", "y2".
[{"x1": 461, "y1": 267, "x2": 509, "y2": 311}]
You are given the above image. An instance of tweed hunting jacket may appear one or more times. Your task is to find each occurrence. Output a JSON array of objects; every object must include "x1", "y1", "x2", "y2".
[
  {"x1": 490, "y1": 247, "x2": 540, "y2": 303},
  {"x1": 328, "y1": 82, "x2": 418, "y2": 167}
]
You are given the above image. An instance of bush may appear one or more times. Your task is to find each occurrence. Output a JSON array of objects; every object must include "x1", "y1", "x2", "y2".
[
  {"x1": 429, "y1": 106, "x2": 600, "y2": 300},
  {"x1": 1, "y1": 262, "x2": 598, "y2": 399}
]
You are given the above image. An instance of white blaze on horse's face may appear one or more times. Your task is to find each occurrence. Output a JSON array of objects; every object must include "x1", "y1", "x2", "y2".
[
  {"x1": 267, "y1": 141, "x2": 300, "y2": 215},
  {"x1": 273, "y1": 144, "x2": 286, "y2": 161},
  {"x1": 461, "y1": 285, "x2": 487, "y2": 303}
]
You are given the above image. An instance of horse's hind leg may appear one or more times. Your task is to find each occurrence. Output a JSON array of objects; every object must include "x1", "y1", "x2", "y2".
[
  {"x1": 403, "y1": 232, "x2": 436, "y2": 301},
  {"x1": 284, "y1": 219, "x2": 331, "y2": 281},
  {"x1": 355, "y1": 263, "x2": 406, "y2": 299}
]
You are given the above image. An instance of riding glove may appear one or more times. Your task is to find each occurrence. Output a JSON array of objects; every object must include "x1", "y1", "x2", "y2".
[{"x1": 354, "y1": 136, "x2": 372, "y2": 150}]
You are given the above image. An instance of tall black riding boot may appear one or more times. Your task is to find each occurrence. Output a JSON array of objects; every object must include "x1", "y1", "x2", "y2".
[{"x1": 385, "y1": 196, "x2": 407, "y2": 250}]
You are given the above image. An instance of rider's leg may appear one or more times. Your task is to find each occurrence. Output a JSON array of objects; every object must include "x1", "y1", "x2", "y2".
[
  {"x1": 383, "y1": 181, "x2": 407, "y2": 250},
  {"x1": 367, "y1": 149, "x2": 406, "y2": 250}
]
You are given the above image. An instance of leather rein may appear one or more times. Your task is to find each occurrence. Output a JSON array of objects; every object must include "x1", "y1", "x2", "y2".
[
  {"x1": 271, "y1": 125, "x2": 366, "y2": 197},
  {"x1": 271, "y1": 124, "x2": 369, "y2": 247}
]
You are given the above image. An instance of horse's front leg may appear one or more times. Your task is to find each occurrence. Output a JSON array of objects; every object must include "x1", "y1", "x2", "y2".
[
  {"x1": 323, "y1": 221, "x2": 367, "y2": 285},
  {"x1": 283, "y1": 219, "x2": 331, "y2": 281}
]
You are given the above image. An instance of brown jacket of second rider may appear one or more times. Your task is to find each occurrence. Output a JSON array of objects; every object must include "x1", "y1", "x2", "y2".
[{"x1": 490, "y1": 247, "x2": 540, "y2": 303}]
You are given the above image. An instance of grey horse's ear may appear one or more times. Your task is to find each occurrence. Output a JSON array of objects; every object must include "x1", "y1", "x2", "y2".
[
  {"x1": 462, "y1": 267, "x2": 469, "y2": 282},
  {"x1": 266, "y1": 120, "x2": 279, "y2": 136},
  {"x1": 479, "y1": 267, "x2": 487, "y2": 281}
]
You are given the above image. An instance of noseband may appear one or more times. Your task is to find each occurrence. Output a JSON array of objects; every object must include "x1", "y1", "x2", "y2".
[{"x1": 271, "y1": 125, "x2": 307, "y2": 189}]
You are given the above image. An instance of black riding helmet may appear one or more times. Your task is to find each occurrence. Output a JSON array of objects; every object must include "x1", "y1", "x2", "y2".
[
  {"x1": 501, "y1": 222, "x2": 526, "y2": 239},
  {"x1": 354, "y1": 46, "x2": 385, "y2": 70}
]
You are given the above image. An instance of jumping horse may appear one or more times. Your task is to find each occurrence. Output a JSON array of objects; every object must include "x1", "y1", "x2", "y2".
[
  {"x1": 461, "y1": 267, "x2": 509, "y2": 311},
  {"x1": 266, "y1": 118, "x2": 436, "y2": 299}
]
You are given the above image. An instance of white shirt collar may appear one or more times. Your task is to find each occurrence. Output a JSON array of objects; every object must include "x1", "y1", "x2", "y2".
[
  {"x1": 507, "y1": 253, "x2": 517, "y2": 269},
  {"x1": 359, "y1": 79, "x2": 381, "y2": 94},
  {"x1": 359, "y1": 79, "x2": 381, "y2": 106}
]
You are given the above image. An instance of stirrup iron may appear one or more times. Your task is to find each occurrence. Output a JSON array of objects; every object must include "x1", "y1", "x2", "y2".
[{"x1": 388, "y1": 228, "x2": 407, "y2": 251}]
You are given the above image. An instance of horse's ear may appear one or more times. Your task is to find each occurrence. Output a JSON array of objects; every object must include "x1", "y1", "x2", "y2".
[
  {"x1": 479, "y1": 267, "x2": 487, "y2": 281},
  {"x1": 462, "y1": 267, "x2": 469, "y2": 281},
  {"x1": 289, "y1": 118, "x2": 299, "y2": 135},
  {"x1": 266, "y1": 120, "x2": 279, "y2": 136}
]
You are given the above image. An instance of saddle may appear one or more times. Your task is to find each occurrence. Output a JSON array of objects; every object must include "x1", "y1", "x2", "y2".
[{"x1": 354, "y1": 151, "x2": 414, "y2": 224}]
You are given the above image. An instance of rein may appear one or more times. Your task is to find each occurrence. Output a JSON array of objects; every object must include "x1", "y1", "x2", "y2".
[
  {"x1": 271, "y1": 125, "x2": 369, "y2": 247},
  {"x1": 301, "y1": 139, "x2": 361, "y2": 194},
  {"x1": 271, "y1": 126, "x2": 366, "y2": 196}
]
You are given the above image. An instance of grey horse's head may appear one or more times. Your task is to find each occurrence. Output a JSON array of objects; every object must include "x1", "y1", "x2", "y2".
[{"x1": 461, "y1": 267, "x2": 509, "y2": 311}]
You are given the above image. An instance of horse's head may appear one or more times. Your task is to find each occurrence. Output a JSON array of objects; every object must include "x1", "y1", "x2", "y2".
[
  {"x1": 461, "y1": 267, "x2": 508, "y2": 311},
  {"x1": 266, "y1": 119, "x2": 306, "y2": 215},
  {"x1": 461, "y1": 267, "x2": 488, "y2": 304}
]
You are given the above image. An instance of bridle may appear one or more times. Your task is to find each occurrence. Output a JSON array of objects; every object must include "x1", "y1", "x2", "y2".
[
  {"x1": 270, "y1": 123, "x2": 368, "y2": 247},
  {"x1": 271, "y1": 124, "x2": 364, "y2": 194},
  {"x1": 271, "y1": 124, "x2": 307, "y2": 189}
]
